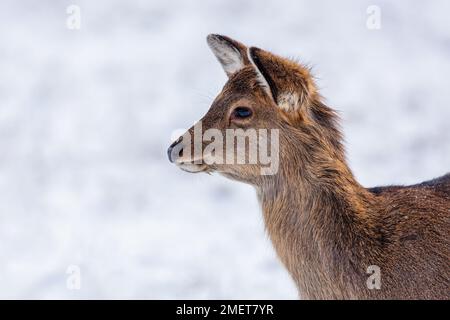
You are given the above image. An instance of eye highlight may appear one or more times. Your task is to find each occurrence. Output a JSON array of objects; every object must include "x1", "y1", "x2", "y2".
[{"x1": 232, "y1": 106, "x2": 253, "y2": 120}]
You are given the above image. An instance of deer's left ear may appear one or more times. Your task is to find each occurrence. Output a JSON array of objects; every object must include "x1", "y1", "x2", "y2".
[
  {"x1": 248, "y1": 47, "x2": 317, "y2": 112},
  {"x1": 207, "y1": 34, "x2": 249, "y2": 77}
]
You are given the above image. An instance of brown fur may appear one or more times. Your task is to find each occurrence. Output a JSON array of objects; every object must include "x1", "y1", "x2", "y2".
[{"x1": 168, "y1": 35, "x2": 450, "y2": 299}]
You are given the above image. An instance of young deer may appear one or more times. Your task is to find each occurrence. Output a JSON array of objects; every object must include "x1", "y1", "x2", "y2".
[{"x1": 167, "y1": 35, "x2": 450, "y2": 299}]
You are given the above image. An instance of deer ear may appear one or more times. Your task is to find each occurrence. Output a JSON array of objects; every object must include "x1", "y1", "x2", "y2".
[
  {"x1": 248, "y1": 47, "x2": 316, "y2": 112},
  {"x1": 207, "y1": 34, "x2": 249, "y2": 77}
]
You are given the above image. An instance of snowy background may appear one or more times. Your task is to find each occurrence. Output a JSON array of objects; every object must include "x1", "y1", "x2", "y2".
[{"x1": 0, "y1": 0, "x2": 449, "y2": 299}]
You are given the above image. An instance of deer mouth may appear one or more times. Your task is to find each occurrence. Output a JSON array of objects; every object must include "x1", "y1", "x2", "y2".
[
  {"x1": 168, "y1": 140, "x2": 208, "y2": 173},
  {"x1": 176, "y1": 161, "x2": 209, "y2": 173}
]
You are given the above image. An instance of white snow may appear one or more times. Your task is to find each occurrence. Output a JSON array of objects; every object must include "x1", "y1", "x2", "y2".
[{"x1": 0, "y1": 0, "x2": 449, "y2": 299}]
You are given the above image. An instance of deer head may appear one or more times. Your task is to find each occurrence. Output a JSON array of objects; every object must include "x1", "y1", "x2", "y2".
[{"x1": 168, "y1": 34, "x2": 344, "y2": 186}]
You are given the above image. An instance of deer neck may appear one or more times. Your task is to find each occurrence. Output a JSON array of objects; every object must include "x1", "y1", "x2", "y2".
[{"x1": 256, "y1": 149, "x2": 377, "y2": 299}]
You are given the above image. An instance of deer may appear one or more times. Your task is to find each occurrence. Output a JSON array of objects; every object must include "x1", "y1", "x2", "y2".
[{"x1": 167, "y1": 34, "x2": 450, "y2": 299}]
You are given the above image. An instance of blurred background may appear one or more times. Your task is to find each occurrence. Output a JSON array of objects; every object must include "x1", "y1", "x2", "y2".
[{"x1": 0, "y1": 0, "x2": 449, "y2": 299}]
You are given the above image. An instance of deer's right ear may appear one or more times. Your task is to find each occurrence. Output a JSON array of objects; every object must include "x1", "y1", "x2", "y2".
[
  {"x1": 248, "y1": 47, "x2": 318, "y2": 113},
  {"x1": 207, "y1": 34, "x2": 249, "y2": 77}
]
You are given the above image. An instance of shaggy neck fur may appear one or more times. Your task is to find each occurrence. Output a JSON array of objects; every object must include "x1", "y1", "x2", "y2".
[{"x1": 256, "y1": 105, "x2": 381, "y2": 299}]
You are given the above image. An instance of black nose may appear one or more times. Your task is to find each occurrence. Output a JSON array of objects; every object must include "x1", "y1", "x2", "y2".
[{"x1": 167, "y1": 138, "x2": 183, "y2": 163}]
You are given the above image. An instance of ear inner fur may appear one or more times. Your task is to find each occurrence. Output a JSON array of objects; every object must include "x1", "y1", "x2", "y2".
[{"x1": 207, "y1": 34, "x2": 249, "y2": 77}]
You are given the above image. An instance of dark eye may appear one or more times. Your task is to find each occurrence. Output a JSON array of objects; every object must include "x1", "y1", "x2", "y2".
[{"x1": 232, "y1": 107, "x2": 253, "y2": 119}]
